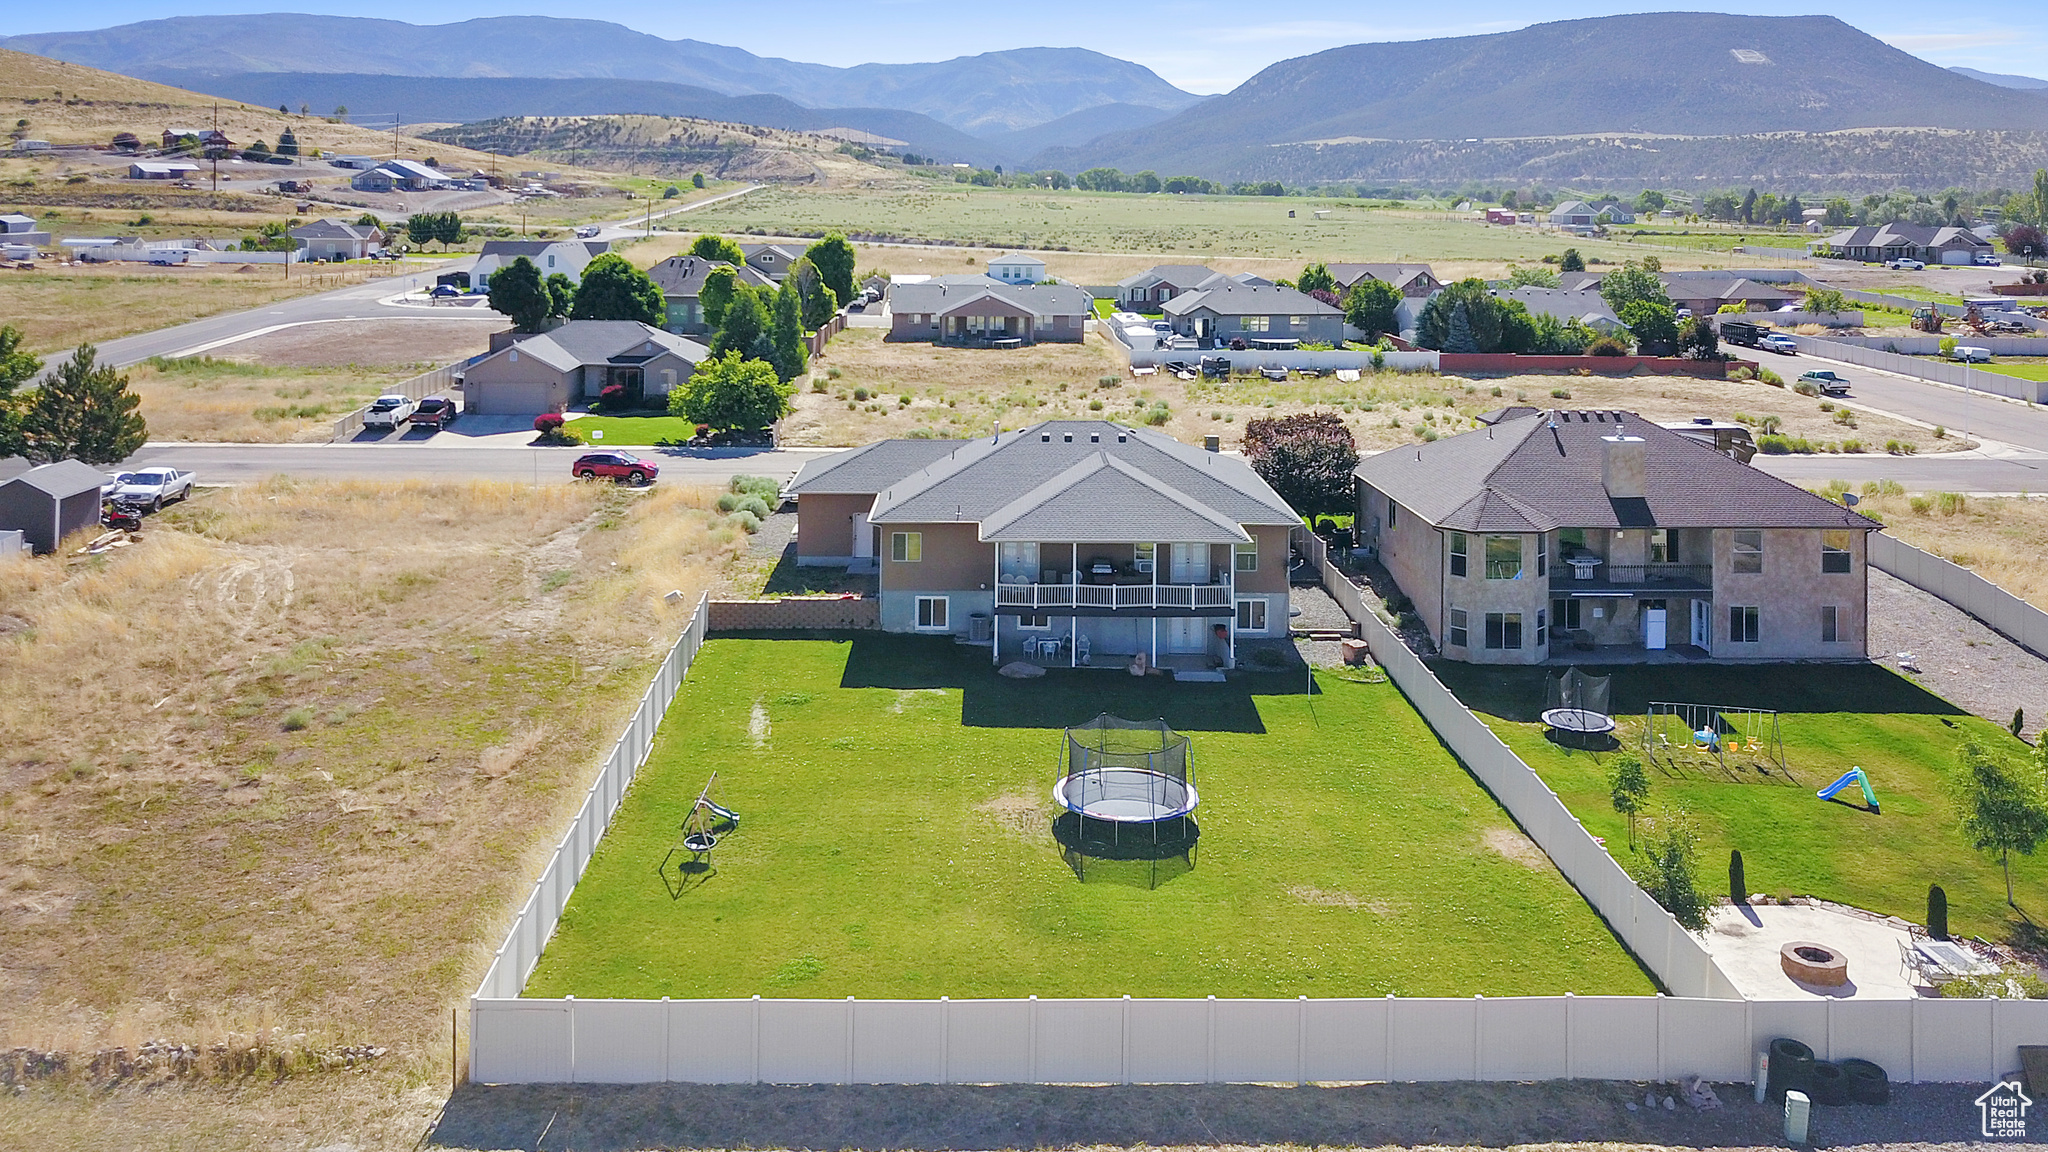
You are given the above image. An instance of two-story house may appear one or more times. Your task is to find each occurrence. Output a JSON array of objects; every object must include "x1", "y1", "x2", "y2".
[
  {"x1": 1328, "y1": 264, "x2": 1441, "y2": 299},
  {"x1": 646, "y1": 254, "x2": 774, "y2": 337},
  {"x1": 786, "y1": 420, "x2": 1301, "y2": 679},
  {"x1": 988, "y1": 253, "x2": 1048, "y2": 284},
  {"x1": 1160, "y1": 283, "x2": 1345, "y2": 347},
  {"x1": 740, "y1": 243, "x2": 805, "y2": 283},
  {"x1": 1354, "y1": 408, "x2": 1877, "y2": 664},
  {"x1": 472, "y1": 239, "x2": 611, "y2": 287}
]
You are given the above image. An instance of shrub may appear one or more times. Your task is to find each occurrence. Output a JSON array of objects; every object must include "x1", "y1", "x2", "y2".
[
  {"x1": 1635, "y1": 807, "x2": 1710, "y2": 932},
  {"x1": 1550, "y1": 387, "x2": 1571, "y2": 399},
  {"x1": 1759, "y1": 368, "x2": 1785, "y2": 387},
  {"x1": 1937, "y1": 491, "x2": 1968, "y2": 516},
  {"x1": 726, "y1": 510, "x2": 762, "y2": 534},
  {"x1": 735, "y1": 495, "x2": 771, "y2": 519},
  {"x1": 1862, "y1": 479, "x2": 1905, "y2": 496},
  {"x1": 1885, "y1": 439, "x2": 1918, "y2": 455},
  {"x1": 1143, "y1": 403, "x2": 1171, "y2": 426},
  {"x1": 1833, "y1": 408, "x2": 1857, "y2": 426},
  {"x1": 1839, "y1": 439, "x2": 1863, "y2": 453},
  {"x1": 852, "y1": 387, "x2": 869, "y2": 401},
  {"x1": 1729, "y1": 365, "x2": 1756, "y2": 381},
  {"x1": 1793, "y1": 381, "x2": 1820, "y2": 397},
  {"x1": 1757, "y1": 415, "x2": 1782, "y2": 434},
  {"x1": 1934, "y1": 425, "x2": 1946, "y2": 439},
  {"x1": 1818, "y1": 401, "x2": 1834, "y2": 412},
  {"x1": 1088, "y1": 398, "x2": 1104, "y2": 411},
  {"x1": 729, "y1": 474, "x2": 781, "y2": 503},
  {"x1": 811, "y1": 380, "x2": 827, "y2": 393},
  {"x1": 1097, "y1": 375, "x2": 1119, "y2": 388},
  {"x1": 715, "y1": 492, "x2": 741, "y2": 513},
  {"x1": 1758, "y1": 434, "x2": 1816, "y2": 454},
  {"x1": 1910, "y1": 496, "x2": 1933, "y2": 514},
  {"x1": 534, "y1": 413, "x2": 565, "y2": 434},
  {"x1": 1585, "y1": 336, "x2": 1630, "y2": 357},
  {"x1": 1939, "y1": 966, "x2": 2048, "y2": 1000},
  {"x1": 281, "y1": 707, "x2": 314, "y2": 732}
]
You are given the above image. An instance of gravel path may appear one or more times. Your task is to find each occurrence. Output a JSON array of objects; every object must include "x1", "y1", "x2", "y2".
[
  {"x1": 1869, "y1": 568, "x2": 2048, "y2": 741},
  {"x1": 1288, "y1": 583, "x2": 1358, "y2": 667}
]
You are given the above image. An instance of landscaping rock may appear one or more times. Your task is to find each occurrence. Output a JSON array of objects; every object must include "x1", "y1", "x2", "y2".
[{"x1": 997, "y1": 661, "x2": 1045, "y2": 679}]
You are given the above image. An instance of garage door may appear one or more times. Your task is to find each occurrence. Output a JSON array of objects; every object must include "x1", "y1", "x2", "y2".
[{"x1": 469, "y1": 378, "x2": 554, "y2": 415}]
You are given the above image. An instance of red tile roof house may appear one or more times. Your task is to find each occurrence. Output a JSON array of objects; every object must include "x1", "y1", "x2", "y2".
[
  {"x1": 1354, "y1": 408, "x2": 1877, "y2": 664},
  {"x1": 786, "y1": 420, "x2": 1302, "y2": 678}
]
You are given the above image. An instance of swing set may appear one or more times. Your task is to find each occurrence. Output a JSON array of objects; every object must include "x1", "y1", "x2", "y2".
[
  {"x1": 660, "y1": 772, "x2": 741, "y2": 880},
  {"x1": 1642, "y1": 700, "x2": 1786, "y2": 776}
]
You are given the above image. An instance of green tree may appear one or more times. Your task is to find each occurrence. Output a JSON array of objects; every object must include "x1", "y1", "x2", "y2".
[
  {"x1": 1416, "y1": 279, "x2": 1533, "y2": 353},
  {"x1": 712, "y1": 284, "x2": 769, "y2": 359},
  {"x1": 662, "y1": 185, "x2": 680, "y2": 199},
  {"x1": 1676, "y1": 316, "x2": 1720, "y2": 361},
  {"x1": 1343, "y1": 277, "x2": 1403, "y2": 340},
  {"x1": 545, "y1": 272, "x2": 575, "y2": 318},
  {"x1": 790, "y1": 256, "x2": 838, "y2": 330},
  {"x1": 1619, "y1": 300, "x2": 1679, "y2": 355},
  {"x1": 569, "y1": 253, "x2": 665, "y2": 324},
  {"x1": 692, "y1": 172, "x2": 706, "y2": 189},
  {"x1": 1608, "y1": 751, "x2": 1651, "y2": 848},
  {"x1": 1076, "y1": 167, "x2": 1126, "y2": 191},
  {"x1": 765, "y1": 277, "x2": 809, "y2": 383},
  {"x1": 1241, "y1": 412, "x2": 1359, "y2": 516},
  {"x1": 406, "y1": 213, "x2": 437, "y2": 250},
  {"x1": 0, "y1": 324, "x2": 43, "y2": 459},
  {"x1": 803, "y1": 233, "x2": 857, "y2": 315},
  {"x1": 1822, "y1": 198, "x2": 1853, "y2": 227},
  {"x1": 1558, "y1": 248, "x2": 1585, "y2": 272},
  {"x1": 2035, "y1": 168, "x2": 2048, "y2": 231},
  {"x1": 689, "y1": 234, "x2": 745, "y2": 265},
  {"x1": 1951, "y1": 738, "x2": 2048, "y2": 906},
  {"x1": 1508, "y1": 265, "x2": 1561, "y2": 288},
  {"x1": 670, "y1": 350, "x2": 792, "y2": 431},
  {"x1": 1636, "y1": 807, "x2": 1710, "y2": 932},
  {"x1": 487, "y1": 256, "x2": 550, "y2": 332},
  {"x1": 1297, "y1": 263, "x2": 1337, "y2": 295},
  {"x1": 700, "y1": 264, "x2": 740, "y2": 330},
  {"x1": 21, "y1": 345, "x2": 147, "y2": 465},
  {"x1": 1805, "y1": 287, "x2": 1849, "y2": 315},
  {"x1": 433, "y1": 212, "x2": 463, "y2": 249},
  {"x1": 353, "y1": 212, "x2": 380, "y2": 229},
  {"x1": 1634, "y1": 189, "x2": 1667, "y2": 215},
  {"x1": 276, "y1": 128, "x2": 298, "y2": 157},
  {"x1": 1599, "y1": 261, "x2": 1673, "y2": 314}
]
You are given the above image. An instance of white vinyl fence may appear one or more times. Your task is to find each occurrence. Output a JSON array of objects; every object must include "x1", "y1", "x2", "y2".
[
  {"x1": 471, "y1": 594, "x2": 709, "y2": 1003},
  {"x1": 1787, "y1": 335, "x2": 2048, "y2": 402},
  {"x1": 1870, "y1": 534, "x2": 2048, "y2": 659},
  {"x1": 330, "y1": 355, "x2": 484, "y2": 439}
]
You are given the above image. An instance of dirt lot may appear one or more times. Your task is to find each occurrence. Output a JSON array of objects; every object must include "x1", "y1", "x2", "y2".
[
  {"x1": 221, "y1": 318, "x2": 497, "y2": 368},
  {"x1": 0, "y1": 478, "x2": 745, "y2": 1148},
  {"x1": 1850, "y1": 489, "x2": 2048, "y2": 612},
  {"x1": 789, "y1": 328, "x2": 1960, "y2": 456}
]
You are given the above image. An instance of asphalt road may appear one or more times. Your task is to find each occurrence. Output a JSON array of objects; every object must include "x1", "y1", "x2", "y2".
[
  {"x1": 1761, "y1": 348, "x2": 2048, "y2": 450},
  {"x1": 111, "y1": 443, "x2": 835, "y2": 486}
]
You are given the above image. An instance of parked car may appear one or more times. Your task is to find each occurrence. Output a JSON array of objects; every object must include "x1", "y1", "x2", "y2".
[
  {"x1": 110, "y1": 468, "x2": 195, "y2": 510},
  {"x1": 574, "y1": 225, "x2": 602, "y2": 239},
  {"x1": 362, "y1": 394, "x2": 416, "y2": 430},
  {"x1": 429, "y1": 284, "x2": 460, "y2": 299},
  {"x1": 572, "y1": 451, "x2": 658, "y2": 485},
  {"x1": 100, "y1": 470, "x2": 134, "y2": 498},
  {"x1": 1954, "y1": 346, "x2": 1994, "y2": 363},
  {"x1": 1797, "y1": 370, "x2": 1851, "y2": 396},
  {"x1": 1975, "y1": 252, "x2": 2002, "y2": 266},
  {"x1": 407, "y1": 397, "x2": 458, "y2": 430},
  {"x1": 1884, "y1": 258, "x2": 1925, "y2": 270},
  {"x1": 1758, "y1": 333, "x2": 1800, "y2": 354}
]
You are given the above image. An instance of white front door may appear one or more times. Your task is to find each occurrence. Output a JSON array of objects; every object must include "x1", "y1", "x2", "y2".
[
  {"x1": 1163, "y1": 616, "x2": 1205, "y2": 652},
  {"x1": 1169, "y1": 543, "x2": 1207, "y2": 584},
  {"x1": 1645, "y1": 605, "x2": 1668, "y2": 650},
  {"x1": 1690, "y1": 599, "x2": 1710, "y2": 648},
  {"x1": 851, "y1": 513, "x2": 872, "y2": 559}
]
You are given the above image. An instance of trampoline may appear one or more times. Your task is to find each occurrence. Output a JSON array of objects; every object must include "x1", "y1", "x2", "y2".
[
  {"x1": 1542, "y1": 668, "x2": 1615, "y2": 748},
  {"x1": 1052, "y1": 714, "x2": 1199, "y2": 885}
]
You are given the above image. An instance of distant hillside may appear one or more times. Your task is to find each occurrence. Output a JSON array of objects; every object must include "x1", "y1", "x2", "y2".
[
  {"x1": 419, "y1": 115, "x2": 904, "y2": 185},
  {"x1": 155, "y1": 71, "x2": 1001, "y2": 167},
  {"x1": 1951, "y1": 66, "x2": 2048, "y2": 90},
  {"x1": 1044, "y1": 13, "x2": 2048, "y2": 178},
  {"x1": 981, "y1": 102, "x2": 1186, "y2": 160},
  {"x1": 0, "y1": 15, "x2": 1202, "y2": 134}
]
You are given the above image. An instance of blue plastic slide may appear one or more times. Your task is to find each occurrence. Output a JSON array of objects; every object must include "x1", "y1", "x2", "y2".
[{"x1": 1817, "y1": 766, "x2": 1880, "y2": 813}]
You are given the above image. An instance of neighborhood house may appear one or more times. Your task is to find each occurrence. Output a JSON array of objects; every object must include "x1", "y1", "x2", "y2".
[
  {"x1": 1160, "y1": 282, "x2": 1345, "y2": 347},
  {"x1": 987, "y1": 252, "x2": 1048, "y2": 284},
  {"x1": 786, "y1": 420, "x2": 1300, "y2": 677},
  {"x1": 473, "y1": 239, "x2": 611, "y2": 286},
  {"x1": 1355, "y1": 408, "x2": 1876, "y2": 664},
  {"x1": 1816, "y1": 223, "x2": 1994, "y2": 265},
  {"x1": 458, "y1": 320, "x2": 708, "y2": 415},
  {"x1": 289, "y1": 218, "x2": 383, "y2": 261},
  {"x1": 350, "y1": 159, "x2": 452, "y2": 193},
  {"x1": 885, "y1": 276, "x2": 1091, "y2": 345},
  {"x1": 1328, "y1": 263, "x2": 1442, "y2": 299},
  {"x1": 740, "y1": 243, "x2": 804, "y2": 283},
  {"x1": 647, "y1": 254, "x2": 775, "y2": 337}
]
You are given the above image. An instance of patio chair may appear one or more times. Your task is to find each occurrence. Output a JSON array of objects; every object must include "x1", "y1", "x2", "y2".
[{"x1": 1076, "y1": 634, "x2": 1092, "y2": 665}]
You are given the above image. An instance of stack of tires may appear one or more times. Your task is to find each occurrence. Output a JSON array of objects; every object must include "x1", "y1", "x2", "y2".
[{"x1": 1766, "y1": 1038, "x2": 1890, "y2": 1106}]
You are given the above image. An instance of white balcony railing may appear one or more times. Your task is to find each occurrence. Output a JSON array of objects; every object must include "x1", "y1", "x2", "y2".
[{"x1": 995, "y1": 581, "x2": 1232, "y2": 610}]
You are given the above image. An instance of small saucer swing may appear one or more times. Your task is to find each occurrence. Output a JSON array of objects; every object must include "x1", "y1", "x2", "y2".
[{"x1": 661, "y1": 772, "x2": 740, "y2": 878}]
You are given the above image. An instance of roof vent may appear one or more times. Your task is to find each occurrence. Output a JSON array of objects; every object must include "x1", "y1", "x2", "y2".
[
  {"x1": 1204, "y1": 435, "x2": 1220, "y2": 452},
  {"x1": 1117, "y1": 433, "x2": 1127, "y2": 443},
  {"x1": 1063, "y1": 432, "x2": 1072, "y2": 443},
  {"x1": 1090, "y1": 433, "x2": 1100, "y2": 443},
  {"x1": 1041, "y1": 433, "x2": 1050, "y2": 442}
]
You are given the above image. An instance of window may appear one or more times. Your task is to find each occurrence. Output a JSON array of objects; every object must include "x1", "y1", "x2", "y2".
[
  {"x1": 1729, "y1": 605, "x2": 1760, "y2": 644},
  {"x1": 1386, "y1": 500, "x2": 1397, "y2": 529},
  {"x1": 1019, "y1": 613, "x2": 1051, "y2": 630},
  {"x1": 1449, "y1": 532, "x2": 1468, "y2": 577},
  {"x1": 1241, "y1": 315, "x2": 1270, "y2": 332},
  {"x1": 1536, "y1": 545, "x2": 1547, "y2": 578},
  {"x1": 1536, "y1": 608, "x2": 1548, "y2": 649},
  {"x1": 1552, "y1": 597, "x2": 1582, "y2": 631},
  {"x1": 1448, "y1": 608, "x2": 1469, "y2": 648},
  {"x1": 1289, "y1": 315, "x2": 1307, "y2": 329},
  {"x1": 1558, "y1": 527, "x2": 1587, "y2": 558},
  {"x1": 1484, "y1": 611, "x2": 1523, "y2": 650},
  {"x1": 1133, "y1": 543, "x2": 1155, "y2": 573},
  {"x1": 1821, "y1": 605, "x2": 1839, "y2": 642},
  {"x1": 1235, "y1": 541, "x2": 1258, "y2": 571},
  {"x1": 891, "y1": 531, "x2": 922, "y2": 563},
  {"x1": 1732, "y1": 530, "x2": 1763, "y2": 574},
  {"x1": 915, "y1": 596, "x2": 948, "y2": 630},
  {"x1": 1236, "y1": 598, "x2": 1267, "y2": 631},
  {"x1": 1484, "y1": 534, "x2": 1523, "y2": 579},
  {"x1": 1649, "y1": 528, "x2": 1675, "y2": 563},
  {"x1": 1821, "y1": 530, "x2": 1853, "y2": 574},
  {"x1": 998, "y1": 541, "x2": 1038, "y2": 582}
]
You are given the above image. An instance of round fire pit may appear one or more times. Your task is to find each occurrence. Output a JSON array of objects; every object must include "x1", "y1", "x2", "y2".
[{"x1": 1781, "y1": 940, "x2": 1849, "y2": 987}]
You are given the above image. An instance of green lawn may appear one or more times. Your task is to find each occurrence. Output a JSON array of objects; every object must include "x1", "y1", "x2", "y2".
[
  {"x1": 1977, "y1": 362, "x2": 2048, "y2": 383},
  {"x1": 526, "y1": 637, "x2": 1656, "y2": 1000},
  {"x1": 1432, "y1": 662, "x2": 2044, "y2": 946},
  {"x1": 568, "y1": 413, "x2": 696, "y2": 445}
]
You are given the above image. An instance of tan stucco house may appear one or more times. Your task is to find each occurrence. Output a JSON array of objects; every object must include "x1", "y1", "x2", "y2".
[
  {"x1": 1354, "y1": 408, "x2": 1878, "y2": 664},
  {"x1": 459, "y1": 321, "x2": 708, "y2": 415},
  {"x1": 786, "y1": 420, "x2": 1302, "y2": 678}
]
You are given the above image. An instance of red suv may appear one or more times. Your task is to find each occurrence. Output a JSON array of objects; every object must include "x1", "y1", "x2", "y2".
[{"x1": 572, "y1": 451, "x2": 658, "y2": 485}]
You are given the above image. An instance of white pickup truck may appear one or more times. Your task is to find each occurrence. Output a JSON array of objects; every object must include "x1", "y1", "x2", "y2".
[
  {"x1": 362, "y1": 394, "x2": 416, "y2": 430},
  {"x1": 110, "y1": 468, "x2": 195, "y2": 510}
]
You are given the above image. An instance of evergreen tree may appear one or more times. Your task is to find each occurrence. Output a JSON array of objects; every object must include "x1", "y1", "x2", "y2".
[
  {"x1": 569, "y1": 253, "x2": 665, "y2": 324},
  {"x1": 1444, "y1": 302, "x2": 1478, "y2": 353},
  {"x1": 545, "y1": 272, "x2": 575, "y2": 318},
  {"x1": 0, "y1": 324, "x2": 43, "y2": 460},
  {"x1": 22, "y1": 345, "x2": 147, "y2": 465},
  {"x1": 803, "y1": 233, "x2": 857, "y2": 314},
  {"x1": 1559, "y1": 248, "x2": 1585, "y2": 272},
  {"x1": 767, "y1": 278, "x2": 809, "y2": 382},
  {"x1": 277, "y1": 128, "x2": 298, "y2": 156},
  {"x1": 700, "y1": 265, "x2": 740, "y2": 329},
  {"x1": 713, "y1": 285, "x2": 770, "y2": 359},
  {"x1": 790, "y1": 256, "x2": 838, "y2": 330},
  {"x1": 487, "y1": 256, "x2": 550, "y2": 332}
]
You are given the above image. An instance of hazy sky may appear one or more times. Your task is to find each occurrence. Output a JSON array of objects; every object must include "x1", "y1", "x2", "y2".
[{"x1": 18, "y1": 3, "x2": 2048, "y2": 93}]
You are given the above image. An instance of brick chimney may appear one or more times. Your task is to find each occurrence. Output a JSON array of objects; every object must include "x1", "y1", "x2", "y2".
[{"x1": 1601, "y1": 428, "x2": 1647, "y2": 498}]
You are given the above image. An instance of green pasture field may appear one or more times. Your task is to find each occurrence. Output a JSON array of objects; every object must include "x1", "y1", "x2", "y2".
[
  {"x1": 678, "y1": 185, "x2": 1694, "y2": 264},
  {"x1": 1976, "y1": 362, "x2": 2048, "y2": 382},
  {"x1": 1434, "y1": 662, "x2": 2043, "y2": 945},
  {"x1": 525, "y1": 637, "x2": 1657, "y2": 1000}
]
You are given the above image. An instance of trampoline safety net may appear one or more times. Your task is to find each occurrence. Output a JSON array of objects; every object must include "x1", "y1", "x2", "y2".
[
  {"x1": 1545, "y1": 668, "x2": 1612, "y2": 717},
  {"x1": 1065, "y1": 713, "x2": 1190, "y2": 783}
]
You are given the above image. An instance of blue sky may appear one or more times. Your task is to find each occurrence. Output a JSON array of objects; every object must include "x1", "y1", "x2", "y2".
[{"x1": 19, "y1": 3, "x2": 2048, "y2": 93}]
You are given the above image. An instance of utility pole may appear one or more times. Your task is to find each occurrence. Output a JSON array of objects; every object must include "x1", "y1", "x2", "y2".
[{"x1": 210, "y1": 102, "x2": 220, "y2": 192}]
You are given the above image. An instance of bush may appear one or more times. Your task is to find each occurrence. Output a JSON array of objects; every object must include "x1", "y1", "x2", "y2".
[
  {"x1": 715, "y1": 492, "x2": 741, "y2": 513},
  {"x1": 1885, "y1": 439, "x2": 1918, "y2": 455},
  {"x1": 1758, "y1": 434, "x2": 1817, "y2": 454},
  {"x1": 1839, "y1": 439, "x2": 1863, "y2": 453},
  {"x1": 1937, "y1": 491, "x2": 1968, "y2": 515},
  {"x1": 1143, "y1": 402, "x2": 1171, "y2": 426},
  {"x1": 1910, "y1": 496, "x2": 1933, "y2": 514},
  {"x1": 1585, "y1": 336, "x2": 1630, "y2": 357},
  {"x1": 734, "y1": 495, "x2": 771, "y2": 519},
  {"x1": 853, "y1": 387, "x2": 869, "y2": 401},
  {"x1": 1088, "y1": 398, "x2": 1104, "y2": 411},
  {"x1": 1729, "y1": 365, "x2": 1756, "y2": 381},
  {"x1": 281, "y1": 707, "x2": 314, "y2": 732},
  {"x1": 534, "y1": 413, "x2": 565, "y2": 434},
  {"x1": 1793, "y1": 381, "x2": 1820, "y2": 397},
  {"x1": 1939, "y1": 965, "x2": 2048, "y2": 1000},
  {"x1": 1833, "y1": 408, "x2": 1857, "y2": 426},
  {"x1": 726, "y1": 509, "x2": 762, "y2": 534},
  {"x1": 1934, "y1": 424, "x2": 1946, "y2": 439},
  {"x1": 1550, "y1": 387, "x2": 1572, "y2": 399},
  {"x1": 729, "y1": 474, "x2": 781, "y2": 504},
  {"x1": 1097, "y1": 375, "x2": 1118, "y2": 388}
]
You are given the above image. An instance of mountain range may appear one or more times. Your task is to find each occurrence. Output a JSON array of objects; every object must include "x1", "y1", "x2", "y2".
[
  {"x1": 1950, "y1": 66, "x2": 2048, "y2": 90},
  {"x1": 0, "y1": 15, "x2": 1201, "y2": 136}
]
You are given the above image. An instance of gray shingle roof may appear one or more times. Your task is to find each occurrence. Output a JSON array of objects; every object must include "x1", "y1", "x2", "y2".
[
  {"x1": 1327, "y1": 263, "x2": 1435, "y2": 290},
  {"x1": 1160, "y1": 283, "x2": 1342, "y2": 318},
  {"x1": 980, "y1": 454, "x2": 1250, "y2": 543},
  {"x1": 290, "y1": 218, "x2": 378, "y2": 240},
  {"x1": 3, "y1": 459, "x2": 106, "y2": 499},
  {"x1": 887, "y1": 280, "x2": 1089, "y2": 317},
  {"x1": 787, "y1": 438, "x2": 967, "y2": 495},
  {"x1": 491, "y1": 321, "x2": 706, "y2": 372},
  {"x1": 1355, "y1": 409, "x2": 1877, "y2": 532},
  {"x1": 646, "y1": 255, "x2": 773, "y2": 296},
  {"x1": 865, "y1": 420, "x2": 1298, "y2": 531},
  {"x1": 478, "y1": 240, "x2": 609, "y2": 259},
  {"x1": 1117, "y1": 264, "x2": 1220, "y2": 289},
  {"x1": 1494, "y1": 287, "x2": 1620, "y2": 327}
]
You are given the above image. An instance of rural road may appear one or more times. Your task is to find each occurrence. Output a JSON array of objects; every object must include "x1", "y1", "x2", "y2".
[{"x1": 106, "y1": 443, "x2": 836, "y2": 486}]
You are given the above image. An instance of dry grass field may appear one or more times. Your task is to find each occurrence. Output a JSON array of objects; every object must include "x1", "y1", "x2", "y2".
[
  {"x1": 0, "y1": 479, "x2": 747, "y2": 1147},
  {"x1": 0, "y1": 262, "x2": 402, "y2": 355},
  {"x1": 1845, "y1": 489, "x2": 2048, "y2": 612},
  {"x1": 787, "y1": 328, "x2": 1959, "y2": 456}
]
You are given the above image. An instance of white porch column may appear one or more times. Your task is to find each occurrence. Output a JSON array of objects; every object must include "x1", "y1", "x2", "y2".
[{"x1": 992, "y1": 544, "x2": 1001, "y2": 665}]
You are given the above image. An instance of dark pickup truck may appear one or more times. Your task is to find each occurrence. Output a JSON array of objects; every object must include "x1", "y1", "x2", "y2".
[{"x1": 407, "y1": 397, "x2": 459, "y2": 430}]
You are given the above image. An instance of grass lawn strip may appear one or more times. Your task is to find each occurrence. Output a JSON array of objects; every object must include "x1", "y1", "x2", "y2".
[
  {"x1": 527, "y1": 636, "x2": 1655, "y2": 1000},
  {"x1": 1432, "y1": 662, "x2": 2043, "y2": 946},
  {"x1": 1976, "y1": 362, "x2": 2048, "y2": 383},
  {"x1": 566, "y1": 413, "x2": 700, "y2": 445}
]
